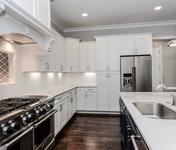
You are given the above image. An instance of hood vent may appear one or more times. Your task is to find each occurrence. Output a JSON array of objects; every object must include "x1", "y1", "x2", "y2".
[{"x1": 0, "y1": 33, "x2": 37, "y2": 45}]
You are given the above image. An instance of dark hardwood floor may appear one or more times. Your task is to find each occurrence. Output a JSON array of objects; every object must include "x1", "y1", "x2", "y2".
[{"x1": 53, "y1": 114, "x2": 123, "y2": 150}]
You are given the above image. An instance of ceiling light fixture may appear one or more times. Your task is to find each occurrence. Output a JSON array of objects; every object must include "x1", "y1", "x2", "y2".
[
  {"x1": 154, "y1": 6, "x2": 162, "y2": 11},
  {"x1": 82, "y1": 13, "x2": 88, "y2": 17}
]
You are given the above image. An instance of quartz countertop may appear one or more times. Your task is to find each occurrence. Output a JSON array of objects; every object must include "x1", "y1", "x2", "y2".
[{"x1": 120, "y1": 92, "x2": 176, "y2": 150}]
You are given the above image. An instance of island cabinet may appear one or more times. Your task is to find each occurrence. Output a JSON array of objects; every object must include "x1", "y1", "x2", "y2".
[
  {"x1": 119, "y1": 99, "x2": 149, "y2": 150},
  {"x1": 9, "y1": 0, "x2": 51, "y2": 29}
]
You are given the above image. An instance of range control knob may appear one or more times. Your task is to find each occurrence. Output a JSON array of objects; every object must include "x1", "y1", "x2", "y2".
[
  {"x1": 46, "y1": 104, "x2": 53, "y2": 109},
  {"x1": 27, "y1": 113, "x2": 35, "y2": 122},
  {"x1": 1, "y1": 124, "x2": 13, "y2": 135},
  {"x1": 21, "y1": 115, "x2": 30, "y2": 124},
  {"x1": 9, "y1": 121, "x2": 21, "y2": 131},
  {"x1": 34, "y1": 109, "x2": 41, "y2": 116}
]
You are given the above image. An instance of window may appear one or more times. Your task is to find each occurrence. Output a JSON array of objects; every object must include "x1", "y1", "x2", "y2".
[{"x1": 0, "y1": 51, "x2": 10, "y2": 83}]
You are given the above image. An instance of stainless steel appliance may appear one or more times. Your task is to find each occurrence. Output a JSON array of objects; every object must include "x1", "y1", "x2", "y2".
[
  {"x1": 120, "y1": 55, "x2": 152, "y2": 92},
  {"x1": 0, "y1": 96, "x2": 56, "y2": 150}
]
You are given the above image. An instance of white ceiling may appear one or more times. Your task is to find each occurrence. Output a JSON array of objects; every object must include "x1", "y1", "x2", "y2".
[{"x1": 51, "y1": 0, "x2": 176, "y2": 29}]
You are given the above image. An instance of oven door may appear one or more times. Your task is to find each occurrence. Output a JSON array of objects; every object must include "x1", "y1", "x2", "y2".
[
  {"x1": 34, "y1": 110, "x2": 56, "y2": 150},
  {"x1": 0, "y1": 127, "x2": 34, "y2": 150}
]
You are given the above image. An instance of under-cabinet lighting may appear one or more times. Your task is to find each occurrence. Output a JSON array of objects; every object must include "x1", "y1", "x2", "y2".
[
  {"x1": 82, "y1": 13, "x2": 88, "y2": 17},
  {"x1": 84, "y1": 72, "x2": 96, "y2": 77},
  {"x1": 30, "y1": 72, "x2": 41, "y2": 79},
  {"x1": 47, "y1": 72, "x2": 54, "y2": 78},
  {"x1": 154, "y1": 6, "x2": 162, "y2": 11}
]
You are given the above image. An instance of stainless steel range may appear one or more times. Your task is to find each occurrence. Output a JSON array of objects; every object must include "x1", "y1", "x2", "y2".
[{"x1": 0, "y1": 96, "x2": 56, "y2": 150}]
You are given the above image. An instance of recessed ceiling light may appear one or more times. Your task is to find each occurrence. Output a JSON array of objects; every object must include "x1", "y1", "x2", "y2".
[
  {"x1": 154, "y1": 6, "x2": 162, "y2": 11},
  {"x1": 82, "y1": 13, "x2": 88, "y2": 17}
]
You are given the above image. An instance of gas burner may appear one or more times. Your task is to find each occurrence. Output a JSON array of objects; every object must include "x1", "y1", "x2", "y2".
[{"x1": 0, "y1": 98, "x2": 41, "y2": 115}]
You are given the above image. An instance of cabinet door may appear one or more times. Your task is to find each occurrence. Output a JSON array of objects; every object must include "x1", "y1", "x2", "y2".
[
  {"x1": 97, "y1": 73, "x2": 109, "y2": 111},
  {"x1": 96, "y1": 39, "x2": 108, "y2": 71},
  {"x1": 59, "y1": 100, "x2": 67, "y2": 128},
  {"x1": 66, "y1": 39, "x2": 80, "y2": 72},
  {"x1": 108, "y1": 38, "x2": 120, "y2": 71},
  {"x1": 135, "y1": 34, "x2": 152, "y2": 55},
  {"x1": 87, "y1": 42, "x2": 96, "y2": 72},
  {"x1": 79, "y1": 43, "x2": 87, "y2": 72},
  {"x1": 54, "y1": 36, "x2": 66, "y2": 72},
  {"x1": 120, "y1": 35, "x2": 135, "y2": 55},
  {"x1": 77, "y1": 88, "x2": 85, "y2": 110},
  {"x1": 54, "y1": 104, "x2": 60, "y2": 135},
  {"x1": 66, "y1": 98, "x2": 72, "y2": 120},
  {"x1": 71, "y1": 94, "x2": 77, "y2": 115},
  {"x1": 35, "y1": 0, "x2": 51, "y2": 28},
  {"x1": 108, "y1": 72, "x2": 120, "y2": 111},
  {"x1": 11, "y1": 0, "x2": 35, "y2": 16},
  {"x1": 85, "y1": 92, "x2": 97, "y2": 111}
]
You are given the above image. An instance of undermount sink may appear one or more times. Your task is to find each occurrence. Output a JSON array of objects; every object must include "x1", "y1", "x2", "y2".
[{"x1": 133, "y1": 102, "x2": 176, "y2": 119}]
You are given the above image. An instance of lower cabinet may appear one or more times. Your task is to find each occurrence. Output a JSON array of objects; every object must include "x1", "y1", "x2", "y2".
[
  {"x1": 54, "y1": 90, "x2": 77, "y2": 136},
  {"x1": 77, "y1": 88, "x2": 97, "y2": 111},
  {"x1": 97, "y1": 72, "x2": 120, "y2": 111}
]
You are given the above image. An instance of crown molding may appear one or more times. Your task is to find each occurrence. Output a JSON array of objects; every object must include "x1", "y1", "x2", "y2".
[
  {"x1": 64, "y1": 20, "x2": 176, "y2": 33},
  {"x1": 51, "y1": 15, "x2": 65, "y2": 32}
]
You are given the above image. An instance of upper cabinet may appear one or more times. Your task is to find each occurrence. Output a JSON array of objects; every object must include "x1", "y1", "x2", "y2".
[
  {"x1": 96, "y1": 36, "x2": 120, "y2": 72},
  {"x1": 80, "y1": 41, "x2": 96, "y2": 72},
  {"x1": 35, "y1": 0, "x2": 51, "y2": 29},
  {"x1": 11, "y1": 0, "x2": 35, "y2": 16},
  {"x1": 120, "y1": 33, "x2": 152, "y2": 55},
  {"x1": 65, "y1": 38, "x2": 80, "y2": 72},
  {"x1": 9, "y1": 0, "x2": 51, "y2": 29}
]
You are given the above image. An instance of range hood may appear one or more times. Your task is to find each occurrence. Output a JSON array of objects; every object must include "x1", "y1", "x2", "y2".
[
  {"x1": 0, "y1": 33, "x2": 37, "y2": 45},
  {"x1": 0, "y1": 1, "x2": 56, "y2": 51}
]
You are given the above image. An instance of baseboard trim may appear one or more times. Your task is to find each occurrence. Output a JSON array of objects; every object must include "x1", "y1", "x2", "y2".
[{"x1": 76, "y1": 110, "x2": 120, "y2": 115}]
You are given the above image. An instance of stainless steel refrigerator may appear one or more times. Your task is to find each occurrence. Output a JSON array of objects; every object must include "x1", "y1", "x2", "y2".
[{"x1": 120, "y1": 55, "x2": 152, "y2": 92}]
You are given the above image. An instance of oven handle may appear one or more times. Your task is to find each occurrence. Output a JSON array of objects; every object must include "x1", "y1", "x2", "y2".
[
  {"x1": 131, "y1": 135, "x2": 141, "y2": 150},
  {"x1": 34, "y1": 110, "x2": 58, "y2": 128},
  {"x1": 2, "y1": 127, "x2": 34, "y2": 149}
]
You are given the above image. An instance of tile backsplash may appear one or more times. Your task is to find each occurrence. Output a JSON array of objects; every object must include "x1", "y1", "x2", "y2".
[{"x1": 0, "y1": 51, "x2": 9, "y2": 83}]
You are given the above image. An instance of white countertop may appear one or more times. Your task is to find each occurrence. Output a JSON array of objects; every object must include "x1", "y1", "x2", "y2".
[
  {"x1": 120, "y1": 92, "x2": 176, "y2": 150},
  {"x1": 20, "y1": 85, "x2": 97, "y2": 100}
]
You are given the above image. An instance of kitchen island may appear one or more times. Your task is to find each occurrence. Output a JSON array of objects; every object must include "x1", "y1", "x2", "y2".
[{"x1": 120, "y1": 92, "x2": 176, "y2": 150}]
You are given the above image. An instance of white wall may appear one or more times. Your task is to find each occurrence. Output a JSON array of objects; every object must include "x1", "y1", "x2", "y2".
[
  {"x1": 0, "y1": 41, "x2": 64, "y2": 99},
  {"x1": 63, "y1": 73, "x2": 96, "y2": 87},
  {"x1": 0, "y1": 40, "x2": 96, "y2": 99}
]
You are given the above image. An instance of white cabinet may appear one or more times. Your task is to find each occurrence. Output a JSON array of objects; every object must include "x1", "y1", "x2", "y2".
[
  {"x1": 97, "y1": 72, "x2": 120, "y2": 111},
  {"x1": 35, "y1": 0, "x2": 51, "y2": 29},
  {"x1": 96, "y1": 73, "x2": 109, "y2": 111},
  {"x1": 80, "y1": 42, "x2": 96, "y2": 72},
  {"x1": 11, "y1": 0, "x2": 35, "y2": 16},
  {"x1": 65, "y1": 38, "x2": 80, "y2": 72},
  {"x1": 77, "y1": 88, "x2": 86, "y2": 110},
  {"x1": 96, "y1": 37, "x2": 120, "y2": 72},
  {"x1": 54, "y1": 103, "x2": 61, "y2": 135},
  {"x1": 59, "y1": 100, "x2": 67, "y2": 128},
  {"x1": 52, "y1": 33, "x2": 66, "y2": 72},
  {"x1": 120, "y1": 35, "x2": 136, "y2": 55},
  {"x1": 120, "y1": 34, "x2": 152, "y2": 55},
  {"x1": 9, "y1": 0, "x2": 51, "y2": 29},
  {"x1": 77, "y1": 88, "x2": 97, "y2": 111},
  {"x1": 108, "y1": 72, "x2": 120, "y2": 111},
  {"x1": 85, "y1": 88, "x2": 97, "y2": 111}
]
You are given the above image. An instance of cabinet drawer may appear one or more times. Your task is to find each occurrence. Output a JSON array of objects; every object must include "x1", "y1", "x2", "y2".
[{"x1": 85, "y1": 88, "x2": 97, "y2": 93}]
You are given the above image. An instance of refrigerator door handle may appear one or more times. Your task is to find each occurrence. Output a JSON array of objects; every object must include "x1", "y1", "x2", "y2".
[{"x1": 132, "y1": 66, "x2": 136, "y2": 92}]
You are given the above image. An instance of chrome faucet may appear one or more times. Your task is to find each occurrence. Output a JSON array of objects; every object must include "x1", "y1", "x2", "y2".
[{"x1": 171, "y1": 95, "x2": 176, "y2": 106}]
